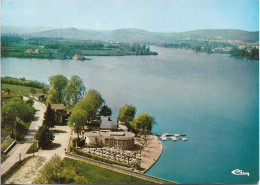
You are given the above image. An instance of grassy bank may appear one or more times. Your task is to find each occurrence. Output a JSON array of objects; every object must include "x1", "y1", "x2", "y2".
[
  {"x1": 2, "y1": 84, "x2": 44, "y2": 94},
  {"x1": 57, "y1": 157, "x2": 155, "y2": 184}
]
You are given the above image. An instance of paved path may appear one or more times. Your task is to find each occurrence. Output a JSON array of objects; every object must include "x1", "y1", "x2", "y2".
[
  {"x1": 1, "y1": 98, "x2": 46, "y2": 176},
  {"x1": 4, "y1": 125, "x2": 71, "y2": 184}
]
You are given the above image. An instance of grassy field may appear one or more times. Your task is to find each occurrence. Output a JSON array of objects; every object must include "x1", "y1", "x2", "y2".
[
  {"x1": 2, "y1": 83, "x2": 44, "y2": 94},
  {"x1": 57, "y1": 158, "x2": 156, "y2": 184}
]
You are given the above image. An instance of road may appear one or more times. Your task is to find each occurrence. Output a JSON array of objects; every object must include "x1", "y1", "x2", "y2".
[
  {"x1": 5, "y1": 125, "x2": 71, "y2": 184},
  {"x1": 1, "y1": 98, "x2": 46, "y2": 176}
]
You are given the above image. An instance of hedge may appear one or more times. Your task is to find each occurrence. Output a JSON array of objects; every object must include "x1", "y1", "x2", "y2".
[
  {"x1": 70, "y1": 145, "x2": 131, "y2": 168},
  {"x1": 72, "y1": 138, "x2": 85, "y2": 147}
]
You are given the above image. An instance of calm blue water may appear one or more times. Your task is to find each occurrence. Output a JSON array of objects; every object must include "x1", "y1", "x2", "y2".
[{"x1": 1, "y1": 47, "x2": 259, "y2": 184}]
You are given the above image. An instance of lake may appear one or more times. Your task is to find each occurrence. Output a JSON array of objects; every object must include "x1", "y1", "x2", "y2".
[{"x1": 1, "y1": 46, "x2": 259, "y2": 184}]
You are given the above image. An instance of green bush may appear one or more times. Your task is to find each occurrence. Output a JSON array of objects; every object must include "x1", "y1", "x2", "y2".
[
  {"x1": 25, "y1": 98, "x2": 34, "y2": 106},
  {"x1": 72, "y1": 138, "x2": 85, "y2": 147},
  {"x1": 70, "y1": 145, "x2": 131, "y2": 168}
]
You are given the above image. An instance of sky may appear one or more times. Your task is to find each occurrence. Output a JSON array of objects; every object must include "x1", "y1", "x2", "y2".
[{"x1": 1, "y1": 0, "x2": 259, "y2": 32}]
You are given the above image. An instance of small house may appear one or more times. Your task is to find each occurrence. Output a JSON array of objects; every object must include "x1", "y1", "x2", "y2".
[
  {"x1": 33, "y1": 93, "x2": 47, "y2": 101},
  {"x1": 26, "y1": 49, "x2": 34, "y2": 53},
  {"x1": 34, "y1": 49, "x2": 40, "y2": 54},
  {"x1": 51, "y1": 104, "x2": 66, "y2": 124}
]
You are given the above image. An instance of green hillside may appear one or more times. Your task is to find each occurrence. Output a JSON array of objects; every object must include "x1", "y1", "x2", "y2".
[{"x1": 22, "y1": 27, "x2": 259, "y2": 43}]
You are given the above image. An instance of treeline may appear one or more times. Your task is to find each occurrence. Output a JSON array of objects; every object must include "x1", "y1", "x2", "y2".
[
  {"x1": 1, "y1": 76, "x2": 49, "y2": 89},
  {"x1": 45, "y1": 41, "x2": 104, "y2": 50},
  {"x1": 161, "y1": 40, "x2": 233, "y2": 53},
  {"x1": 1, "y1": 35, "x2": 158, "y2": 59},
  {"x1": 118, "y1": 43, "x2": 157, "y2": 55},
  {"x1": 229, "y1": 47, "x2": 259, "y2": 60},
  {"x1": 161, "y1": 40, "x2": 259, "y2": 60}
]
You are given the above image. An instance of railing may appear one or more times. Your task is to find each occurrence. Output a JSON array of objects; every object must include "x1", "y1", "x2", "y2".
[{"x1": 4, "y1": 140, "x2": 17, "y2": 155}]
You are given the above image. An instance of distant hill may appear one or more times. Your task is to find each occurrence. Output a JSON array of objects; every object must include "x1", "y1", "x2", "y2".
[
  {"x1": 2, "y1": 26, "x2": 259, "y2": 43},
  {"x1": 1, "y1": 25, "x2": 54, "y2": 34},
  {"x1": 175, "y1": 29, "x2": 259, "y2": 42}
]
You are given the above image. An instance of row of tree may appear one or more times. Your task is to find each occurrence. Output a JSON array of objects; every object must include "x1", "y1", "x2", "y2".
[
  {"x1": 68, "y1": 89, "x2": 106, "y2": 137},
  {"x1": 229, "y1": 47, "x2": 259, "y2": 60},
  {"x1": 47, "y1": 75, "x2": 86, "y2": 108}
]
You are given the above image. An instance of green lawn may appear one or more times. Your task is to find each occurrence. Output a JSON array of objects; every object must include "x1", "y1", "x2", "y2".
[
  {"x1": 1, "y1": 83, "x2": 44, "y2": 94},
  {"x1": 58, "y1": 158, "x2": 156, "y2": 184}
]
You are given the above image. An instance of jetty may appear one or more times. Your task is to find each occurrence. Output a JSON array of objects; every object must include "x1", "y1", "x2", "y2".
[{"x1": 157, "y1": 133, "x2": 188, "y2": 141}]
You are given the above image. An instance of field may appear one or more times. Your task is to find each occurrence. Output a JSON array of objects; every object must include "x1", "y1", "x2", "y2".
[
  {"x1": 57, "y1": 158, "x2": 156, "y2": 184},
  {"x1": 1, "y1": 84, "x2": 44, "y2": 94}
]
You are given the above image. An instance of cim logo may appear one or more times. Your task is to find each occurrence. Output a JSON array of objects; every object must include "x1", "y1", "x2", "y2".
[{"x1": 231, "y1": 169, "x2": 250, "y2": 176}]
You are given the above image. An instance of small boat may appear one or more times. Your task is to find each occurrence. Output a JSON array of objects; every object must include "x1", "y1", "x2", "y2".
[
  {"x1": 171, "y1": 136, "x2": 179, "y2": 141},
  {"x1": 160, "y1": 135, "x2": 166, "y2": 139},
  {"x1": 161, "y1": 136, "x2": 168, "y2": 141},
  {"x1": 182, "y1": 138, "x2": 188, "y2": 141},
  {"x1": 174, "y1": 134, "x2": 180, "y2": 137}
]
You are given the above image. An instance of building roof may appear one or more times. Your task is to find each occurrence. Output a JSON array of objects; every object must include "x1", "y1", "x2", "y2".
[
  {"x1": 84, "y1": 131, "x2": 135, "y2": 139},
  {"x1": 51, "y1": 104, "x2": 66, "y2": 110},
  {"x1": 100, "y1": 116, "x2": 118, "y2": 129}
]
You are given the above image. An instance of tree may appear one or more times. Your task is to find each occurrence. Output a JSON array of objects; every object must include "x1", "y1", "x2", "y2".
[
  {"x1": 46, "y1": 89, "x2": 59, "y2": 104},
  {"x1": 65, "y1": 75, "x2": 86, "y2": 108},
  {"x1": 47, "y1": 75, "x2": 68, "y2": 104},
  {"x1": 68, "y1": 109, "x2": 88, "y2": 138},
  {"x1": 48, "y1": 154, "x2": 62, "y2": 182},
  {"x1": 35, "y1": 125, "x2": 55, "y2": 148},
  {"x1": 130, "y1": 112, "x2": 155, "y2": 134},
  {"x1": 74, "y1": 89, "x2": 104, "y2": 120},
  {"x1": 2, "y1": 97, "x2": 35, "y2": 137},
  {"x1": 43, "y1": 104, "x2": 55, "y2": 128},
  {"x1": 249, "y1": 48, "x2": 259, "y2": 60},
  {"x1": 98, "y1": 105, "x2": 112, "y2": 117},
  {"x1": 25, "y1": 98, "x2": 34, "y2": 106},
  {"x1": 33, "y1": 154, "x2": 62, "y2": 184},
  {"x1": 118, "y1": 104, "x2": 136, "y2": 130},
  {"x1": 131, "y1": 113, "x2": 155, "y2": 148}
]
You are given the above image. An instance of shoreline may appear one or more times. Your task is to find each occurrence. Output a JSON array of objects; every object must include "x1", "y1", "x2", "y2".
[{"x1": 135, "y1": 134, "x2": 163, "y2": 173}]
